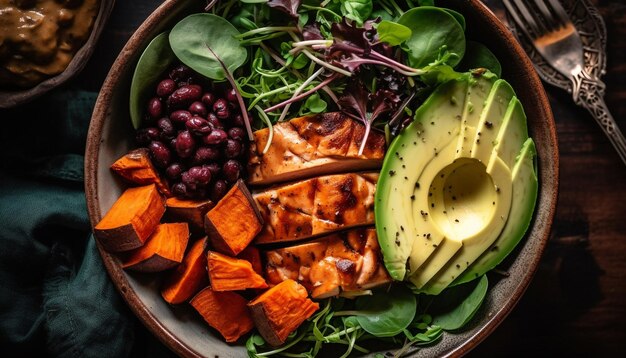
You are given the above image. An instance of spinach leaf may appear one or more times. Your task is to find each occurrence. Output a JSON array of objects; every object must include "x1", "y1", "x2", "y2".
[
  {"x1": 339, "y1": 0, "x2": 373, "y2": 26},
  {"x1": 398, "y1": 6, "x2": 466, "y2": 68},
  {"x1": 457, "y1": 40, "x2": 502, "y2": 77},
  {"x1": 431, "y1": 275, "x2": 488, "y2": 331},
  {"x1": 169, "y1": 14, "x2": 247, "y2": 81},
  {"x1": 302, "y1": 93, "x2": 327, "y2": 113},
  {"x1": 377, "y1": 20, "x2": 412, "y2": 46},
  {"x1": 444, "y1": 8, "x2": 466, "y2": 31},
  {"x1": 129, "y1": 32, "x2": 176, "y2": 129},
  {"x1": 354, "y1": 285, "x2": 416, "y2": 337},
  {"x1": 418, "y1": 0, "x2": 435, "y2": 5}
]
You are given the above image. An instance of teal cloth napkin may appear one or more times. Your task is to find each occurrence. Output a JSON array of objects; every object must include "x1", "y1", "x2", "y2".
[{"x1": 0, "y1": 90, "x2": 174, "y2": 357}]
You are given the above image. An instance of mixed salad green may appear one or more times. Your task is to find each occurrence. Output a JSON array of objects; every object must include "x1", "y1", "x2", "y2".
[{"x1": 128, "y1": 0, "x2": 532, "y2": 357}]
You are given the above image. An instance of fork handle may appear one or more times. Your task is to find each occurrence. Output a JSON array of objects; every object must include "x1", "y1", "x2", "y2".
[{"x1": 571, "y1": 71, "x2": 626, "y2": 166}]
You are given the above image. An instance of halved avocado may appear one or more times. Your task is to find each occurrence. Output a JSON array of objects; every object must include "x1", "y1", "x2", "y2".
[{"x1": 376, "y1": 72, "x2": 537, "y2": 293}]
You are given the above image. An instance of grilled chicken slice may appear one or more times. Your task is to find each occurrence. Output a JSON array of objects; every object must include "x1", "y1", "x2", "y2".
[
  {"x1": 248, "y1": 113, "x2": 385, "y2": 186},
  {"x1": 253, "y1": 173, "x2": 378, "y2": 244},
  {"x1": 264, "y1": 228, "x2": 391, "y2": 299}
]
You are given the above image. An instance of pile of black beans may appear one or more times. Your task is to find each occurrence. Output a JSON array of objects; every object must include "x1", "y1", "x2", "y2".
[{"x1": 135, "y1": 64, "x2": 248, "y2": 201}]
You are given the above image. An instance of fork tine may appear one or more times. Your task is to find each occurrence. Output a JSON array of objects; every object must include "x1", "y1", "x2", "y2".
[
  {"x1": 545, "y1": 0, "x2": 571, "y2": 28},
  {"x1": 504, "y1": 0, "x2": 545, "y2": 39},
  {"x1": 532, "y1": 0, "x2": 560, "y2": 32}
]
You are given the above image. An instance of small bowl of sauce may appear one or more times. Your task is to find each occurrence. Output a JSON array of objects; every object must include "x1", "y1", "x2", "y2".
[{"x1": 0, "y1": 0, "x2": 115, "y2": 108}]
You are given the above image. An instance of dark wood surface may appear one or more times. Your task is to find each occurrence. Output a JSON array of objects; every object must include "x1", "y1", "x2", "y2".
[{"x1": 77, "y1": 0, "x2": 626, "y2": 356}]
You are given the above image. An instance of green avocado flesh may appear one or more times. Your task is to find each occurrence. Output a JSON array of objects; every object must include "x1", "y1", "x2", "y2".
[{"x1": 375, "y1": 73, "x2": 538, "y2": 294}]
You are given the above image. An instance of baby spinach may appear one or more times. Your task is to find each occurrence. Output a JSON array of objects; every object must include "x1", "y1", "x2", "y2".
[
  {"x1": 302, "y1": 93, "x2": 327, "y2": 113},
  {"x1": 354, "y1": 285, "x2": 416, "y2": 337},
  {"x1": 377, "y1": 20, "x2": 412, "y2": 46},
  {"x1": 444, "y1": 8, "x2": 466, "y2": 31},
  {"x1": 431, "y1": 275, "x2": 489, "y2": 331},
  {"x1": 398, "y1": 6, "x2": 466, "y2": 68},
  {"x1": 457, "y1": 40, "x2": 502, "y2": 77},
  {"x1": 339, "y1": 0, "x2": 373, "y2": 26},
  {"x1": 129, "y1": 32, "x2": 176, "y2": 129},
  {"x1": 169, "y1": 14, "x2": 247, "y2": 81}
]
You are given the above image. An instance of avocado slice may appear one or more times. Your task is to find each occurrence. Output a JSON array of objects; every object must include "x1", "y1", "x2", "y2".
[
  {"x1": 375, "y1": 75, "x2": 470, "y2": 280},
  {"x1": 455, "y1": 74, "x2": 496, "y2": 159},
  {"x1": 487, "y1": 97, "x2": 529, "y2": 172},
  {"x1": 453, "y1": 138, "x2": 538, "y2": 285},
  {"x1": 471, "y1": 80, "x2": 515, "y2": 162}
]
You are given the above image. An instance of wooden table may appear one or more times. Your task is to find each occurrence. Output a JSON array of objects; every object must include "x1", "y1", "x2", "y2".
[{"x1": 78, "y1": 1, "x2": 626, "y2": 356}]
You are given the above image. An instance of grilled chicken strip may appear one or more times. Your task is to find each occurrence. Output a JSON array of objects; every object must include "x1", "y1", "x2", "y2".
[
  {"x1": 253, "y1": 173, "x2": 378, "y2": 244},
  {"x1": 264, "y1": 228, "x2": 392, "y2": 299},
  {"x1": 248, "y1": 112, "x2": 386, "y2": 186}
]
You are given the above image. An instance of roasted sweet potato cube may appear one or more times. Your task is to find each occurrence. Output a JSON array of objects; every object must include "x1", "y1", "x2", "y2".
[
  {"x1": 94, "y1": 184, "x2": 165, "y2": 252},
  {"x1": 161, "y1": 237, "x2": 209, "y2": 304},
  {"x1": 166, "y1": 197, "x2": 214, "y2": 232},
  {"x1": 237, "y1": 245, "x2": 263, "y2": 276},
  {"x1": 207, "y1": 251, "x2": 268, "y2": 291},
  {"x1": 205, "y1": 180, "x2": 263, "y2": 256},
  {"x1": 110, "y1": 148, "x2": 171, "y2": 196},
  {"x1": 190, "y1": 287, "x2": 254, "y2": 343},
  {"x1": 248, "y1": 279, "x2": 319, "y2": 346},
  {"x1": 122, "y1": 223, "x2": 189, "y2": 272}
]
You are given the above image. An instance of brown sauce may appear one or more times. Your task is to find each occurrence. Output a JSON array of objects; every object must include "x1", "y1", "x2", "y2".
[{"x1": 0, "y1": 0, "x2": 100, "y2": 88}]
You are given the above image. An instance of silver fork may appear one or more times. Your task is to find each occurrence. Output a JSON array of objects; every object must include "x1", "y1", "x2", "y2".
[{"x1": 503, "y1": 0, "x2": 626, "y2": 165}]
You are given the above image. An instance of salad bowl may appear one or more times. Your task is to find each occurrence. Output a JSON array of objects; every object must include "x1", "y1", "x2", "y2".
[{"x1": 85, "y1": 0, "x2": 558, "y2": 356}]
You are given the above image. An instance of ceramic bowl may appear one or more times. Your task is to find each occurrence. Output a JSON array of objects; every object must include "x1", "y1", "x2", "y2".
[
  {"x1": 0, "y1": 0, "x2": 116, "y2": 108},
  {"x1": 85, "y1": 0, "x2": 559, "y2": 356}
]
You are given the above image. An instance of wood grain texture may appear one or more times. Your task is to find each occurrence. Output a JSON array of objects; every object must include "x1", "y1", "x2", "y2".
[{"x1": 77, "y1": 0, "x2": 625, "y2": 356}]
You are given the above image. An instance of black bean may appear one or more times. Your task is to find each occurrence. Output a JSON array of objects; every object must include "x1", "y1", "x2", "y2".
[
  {"x1": 226, "y1": 88, "x2": 238, "y2": 103},
  {"x1": 231, "y1": 113, "x2": 245, "y2": 127},
  {"x1": 203, "y1": 129, "x2": 228, "y2": 145},
  {"x1": 157, "y1": 117, "x2": 175, "y2": 139},
  {"x1": 188, "y1": 101, "x2": 208, "y2": 117},
  {"x1": 213, "y1": 99, "x2": 230, "y2": 119},
  {"x1": 185, "y1": 116, "x2": 212, "y2": 135},
  {"x1": 169, "y1": 64, "x2": 193, "y2": 82},
  {"x1": 175, "y1": 130, "x2": 196, "y2": 158},
  {"x1": 222, "y1": 160, "x2": 242, "y2": 182},
  {"x1": 156, "y1": 79, "x2": 177, "y2": 97},
  {"x1": 193, "y1": 146, "x2": 221, "y2": 163},
  {"x1": 147, "y1": 97, "x2": 163, "y2": 119},
  {"x1": 206, "y1": 113, "x2": 224, "y2": 129},
  {"x1": 188, "y1": 166, "x2": 212, "y2": 186},
  {"x1": 165, "y1": 164, "x2": 183, "y2": 181},
  {"x1": 201, "y1": 93, "x2": 215, "y2": 107},
  {"x1": 167, "y1": 85, "x2": 202, "y2": 109},
  {"x1": 136, "y1": 127, "x2": 159, "y2": 145},
  {"x1": 210, "y1": 179, "x2": 228, "y2": 202},
  {"x1": 149, "y1": 141, "x2": 171, "y2": 168},
  {"x1": 227, "y1": 127, "x2": 245, "y2": 141},
  {"x1": 171, "y1": 182, "x2": 188, "y2": 196},
  {"x1": 224, "y1": 139, "x2": 242, "y2": 159},
  {"x1": 170, "y1": 110, "x2": 192, "y2": 125}
]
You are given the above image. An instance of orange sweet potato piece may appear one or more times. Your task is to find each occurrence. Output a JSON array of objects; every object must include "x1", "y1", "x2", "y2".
[
  {"x1": 166, "y1": 197, "x2": 214, "y2": 232},
  {"x1": 122, "y1": 223, "x2": 189, "y2": 272},
  {"x1": 110, "y1": 148, "x2": 171, "y2": 196},
  {"x1": 237, "y1": 246, "x2": 263, "y2": 276},
  {"x1": 190, "y1": 287, "x2": 254, "y2": 343},
  {"x1": 205, "y1": 180, "x2": 263, "y2": 256},
  {"x1": 248, "y1": 279, "x2": 319, "y2": 346},
  {"x1": 94, "y1": 184, "x2": 165, "y2": 252},
  {"x1": 207, "y1": 251, "x2": 268, "y2": 291},
  {"x1": 161, "y1": 237, "x2": 209, "y2": 304}
]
